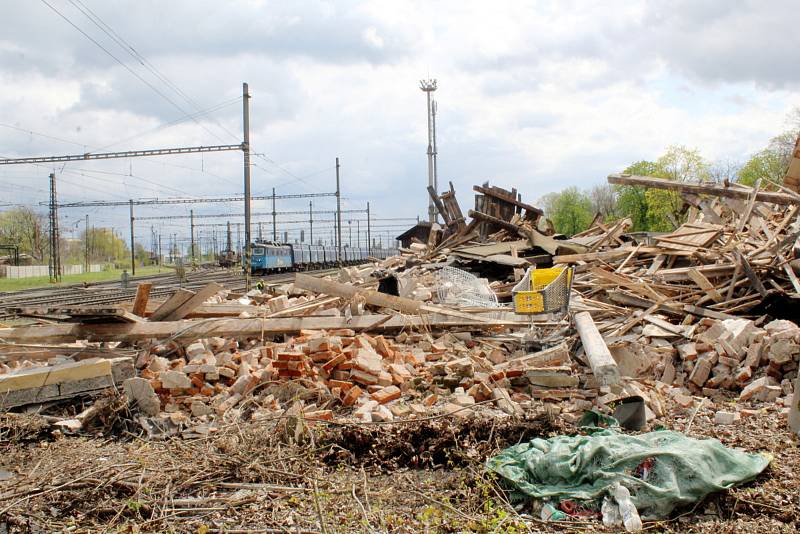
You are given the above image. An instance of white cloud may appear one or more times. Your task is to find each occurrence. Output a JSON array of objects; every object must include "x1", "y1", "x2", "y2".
[{"x1": 0, "y1": 0, "x2": 798, "y2": 246}]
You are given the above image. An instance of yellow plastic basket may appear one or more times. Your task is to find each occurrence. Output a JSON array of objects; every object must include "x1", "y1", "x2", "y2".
[{"x1": 512, "y1": 266, "x2": 574, "y2": 315}]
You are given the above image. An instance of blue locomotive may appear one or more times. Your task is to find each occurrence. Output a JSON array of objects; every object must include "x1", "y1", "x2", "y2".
[{"x1": 248, "y1": 241, "x2": 398, "y2": 275}]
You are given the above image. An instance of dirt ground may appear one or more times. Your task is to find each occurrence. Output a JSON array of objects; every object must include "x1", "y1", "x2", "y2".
[{"x1": 0, "y1": 399, "x2": 797, "y2": 533}]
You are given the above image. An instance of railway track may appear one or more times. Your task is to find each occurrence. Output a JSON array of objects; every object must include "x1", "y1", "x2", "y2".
[{"x1": 0, "y1": 267, "x2": 338, "y2": 320}]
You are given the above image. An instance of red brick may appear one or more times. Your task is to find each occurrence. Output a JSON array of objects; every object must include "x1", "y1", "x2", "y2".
[
  {"x1": 327, "y1": 379, "x2": 353, "y2": 392},
  {"x1": 277, "y1": 352, "x2": 306, "y2": 361},
  {"x1": 422, "y1": 393, "x2": 438, "y2": 406},
  {"x1": 303, "y1": 409, "x2": 333, "y2": 421},
  {"x1": 350, "y1": 369, "x2": 378, "y2": 386},
  {"x1": 311, "y1": 350, "x2": 337, "y2": 363},
  {"x1": 341, "y1": 385, "x2": 363, "y2": 406},
  {"x1": 371, "y1": 386, "x2": 401, "y2": 404},
  {"x1": 321, "y1": 353, "x2": 347, "y2": 373}
]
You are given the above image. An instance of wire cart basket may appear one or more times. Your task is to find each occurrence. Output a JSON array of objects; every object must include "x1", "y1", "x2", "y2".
[{"x1": 511, "y1": 266, "x2": 574, "y2": 316}]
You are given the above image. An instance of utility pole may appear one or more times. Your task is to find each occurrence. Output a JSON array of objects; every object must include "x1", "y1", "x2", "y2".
[
  {"x1": 309, "y1": 200, "x2": 313, "y2": 245},
  {"x1": 356, "y1": 219, "x2": 360, "y2": 248},
  {"x1": 366, "y1": 202, "x2": 371, "y2": 256},
  {"x1": 48, "y1": 173, "x2": 61, "y2": 282},
  {"x1": 84, "y1": 214, "x2": 89, "y2": 273},
  {"x1": 336, "y1": 157, "x2": 342, "y2": 265},
  {"x1": 190, "y1": 209, "x2": 196, "y2": 267},
  {"x1": 158, "y1": 233, "x2": 162, "y2": 269},
  {"x1": 226, "y1": 221, "x2": 232, "y2": 253},
  {"x1": 258, "y1": 222, "x2": 262, "y2": 240},
  {"x1": 432, "y1": 99, "x2": 439, "y2": 201},
  {"x1": 272, "y1": 187, "x2": 277, "y2": 241},
  {"x1": 129, "y1": 199, "x2": 135, "y2": 275},
  {"x1": 420, "y1": 79, "x2": 438, "y2": 223},
  {"x1": 242, "y1": 82, "x2": 252, "y2": 289},
  {"x1": 348, "y1": 220, "x2": 352, "y2": 247}
]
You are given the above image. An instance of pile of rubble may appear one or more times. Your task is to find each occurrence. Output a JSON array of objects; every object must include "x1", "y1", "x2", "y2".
[{"x1": 1, "y1": 175, "x2": 800, "y2": 440}]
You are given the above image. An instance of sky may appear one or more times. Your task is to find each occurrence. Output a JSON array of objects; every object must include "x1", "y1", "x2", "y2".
[{"x1": 1, "y1": 0, "x2": 799, "y2": 250}]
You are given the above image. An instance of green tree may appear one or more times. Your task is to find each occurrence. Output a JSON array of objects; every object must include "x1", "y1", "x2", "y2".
[
  {"x1": 616, "y1": 146, "x2": 710, "y2": 231},
  {"x1": 83, "y1": 227, "x2": 128, "y2": 264},
  {"x1": 0, "y1": 207, "x2": 46, "y2": 260},
  {"x1": 542, "y1": 186, "x2": 593, "y2": 235},
  {"x1": 737, "y1": 131, "x2": 798, "y2": 187},
  {"x1": 615, "y1": 160, "x2": 657, "y2": 231}
]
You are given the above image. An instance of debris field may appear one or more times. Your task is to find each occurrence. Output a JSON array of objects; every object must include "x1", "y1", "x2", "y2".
[{"x1": 1, "y1": 175, "x2": 799, "y2": 532}]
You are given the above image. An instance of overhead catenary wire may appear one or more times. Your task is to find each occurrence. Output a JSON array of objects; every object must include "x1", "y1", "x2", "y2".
[{"x1": 39, "y1": 0, "x2": 231, "y2": 146}]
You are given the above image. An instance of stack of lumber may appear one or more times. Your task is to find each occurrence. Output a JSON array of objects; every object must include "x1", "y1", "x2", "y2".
[{"x1": 563, "y1": 175, "x2": 800, "y2": 321}]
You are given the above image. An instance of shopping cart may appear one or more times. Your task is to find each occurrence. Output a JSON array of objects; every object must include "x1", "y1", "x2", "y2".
[{"x1": 511, "y1": 266, "x2": 574, "y2": 316}]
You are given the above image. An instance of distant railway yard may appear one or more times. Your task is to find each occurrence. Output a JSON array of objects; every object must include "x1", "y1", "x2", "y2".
[{"x1": 0, "y1": 266, "x2": 335, "y2": 320}]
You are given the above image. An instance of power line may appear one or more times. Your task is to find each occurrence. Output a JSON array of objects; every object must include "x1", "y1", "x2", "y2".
[
  {"x1": 135, "y1": 209, "x2": 366, "y2": 221},
  {"x1": 46, "y1": 191, "x2": 337, "y2": 208},
  {"x1": 0, "y1": 122, "x2": 87, "y2": 148},
  {"x1": 67, "y1": 0, "x2": 244, "y2": 146},
  {"x1": 39, "y1": 0, "x2": 230, "y2": 145},
  {"x1": 93, "y1": 96, "x2": 241, "y2": 152}
]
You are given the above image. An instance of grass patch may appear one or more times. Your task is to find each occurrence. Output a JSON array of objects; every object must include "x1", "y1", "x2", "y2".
[{"x1": 0, "y1": 265, "x2": 166, "y2": 292}]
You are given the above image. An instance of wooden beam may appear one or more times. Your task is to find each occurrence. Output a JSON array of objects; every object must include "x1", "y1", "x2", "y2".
[
  {"x1": 734, "y1": 249, "x2": 768, "y2": 298},
  {"x1": 574, "y1": 312, "x2": 620, "y2": 386},
  {"x1": 149, "y1": 288, "x2": 195, "y2": 321},
  {"x1": 0, "y1": 314, "x2": 525, "y2": 344},
  {"x1": 467, "y1": 209, "x2": 588, "y2": 254},
  {"x1": 554, "y1": 247, "x2": 636, "y2": 264},
  {"x1": 682, "y1": 304, "x2": 738, "y2": 321},
  {"x1": 607, "y1": 174, "x2": 799, "y2": 206},
  {"x1": 686, "y1": 268, "x2": 723, "y2": 302},
  {"x1": 161, "y1": 282, "x2": 223, "y2": 321},
  {"x1": 294, "y1": 272, "x2": 504, "y2": 324},
  {"x1": 132, "y1": 282, "x2": 152, "y2": 317},
  {"x1": 427, "y1": 185, "x2": 451, "y2": 226},
  {"x1": 473, "y1": 185, "x2": 544, "y2": 216}
]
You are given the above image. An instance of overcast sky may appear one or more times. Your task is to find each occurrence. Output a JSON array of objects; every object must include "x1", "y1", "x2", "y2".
[{"x1": 1, "y1": 0, "x2": 799, "y2": 248}]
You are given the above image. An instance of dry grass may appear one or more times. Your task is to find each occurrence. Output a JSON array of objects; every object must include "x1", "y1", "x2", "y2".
[{"x1": 0, "y1": 401, "x2": 797, "y2": 533}]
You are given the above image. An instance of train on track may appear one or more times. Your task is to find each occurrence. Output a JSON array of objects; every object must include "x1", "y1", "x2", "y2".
[{"x1": 247, "y1": 241, "x2": 398, "y2": 275}]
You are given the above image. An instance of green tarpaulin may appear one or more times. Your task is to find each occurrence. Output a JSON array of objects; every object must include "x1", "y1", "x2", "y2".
[{"x1": 487, "y1": 428, "x2": 770, "y2": 519}]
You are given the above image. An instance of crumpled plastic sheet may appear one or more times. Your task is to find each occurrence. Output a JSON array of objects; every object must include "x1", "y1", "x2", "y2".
[{"x1": 486, "y1": 428, "x2": 771, "y2": 519}]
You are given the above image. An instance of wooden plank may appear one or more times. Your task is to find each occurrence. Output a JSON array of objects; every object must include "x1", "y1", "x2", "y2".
[
  {"x1": 607, "y1": 174, "x2": 799, "y2": 205},
  {"x1": 467, "y1": 209, "x2": 588, "y2": 254},
  {"x1": 473, "y1": 185, "x2": 543, "y2": 216},
  {"x1": 734, "y1": 249, "x2": 768, "y2": 298},
  {"x1": 0, "y1": 344, "x2": 134, "y2": 364},
  {"x1": 735, "y1": 179, "x2": 761, "y2": 232},
  {"x1": 149, "y1": 288, "x2": 195, "y2": 321},
  {"x1": 643, "y1": 315, "x2": 686, "y2": 336},
  {"x1": 725, "y1": 260, "x2": 742, "y2": 301},
  {"x1": 8, "y1": 307, "x2": 143, "y2": 323},
  {"x1": 589, "y1": 267, "x2": 670, "y2": 303},
  {"x1": 162, "y1": 282, "x2": 223, "y2": 321},
  {"x1": 657, "y1": 263, "x2": 735, "y2": 282},
  {"x1": 686, "y1": 268, "x2": 723, "y2": 302},
  {"x1": 132, "y1": 282, "x2": 153, "y2": 317},
  {"x1": 554, "y1": 247, "x2": 636, "y2": 264},
  {"x1": 295, "y1": 273, "x2": 502, "y2": 324},
  {"x1": 654, "y1": 223, "x2": 722, "y2": 252},
  {"x1": 645, "y1": 254, "x2": 666, "y2": 276},
  {"x1": 0, "y1": 313, "x2": 527, "y2": 344},
  {"x1": 682, "y1": 304, "x2": 738, "y2": 321},
  {"x1": 0, "y1": 358, "x2": 112, "y2": 394}
]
